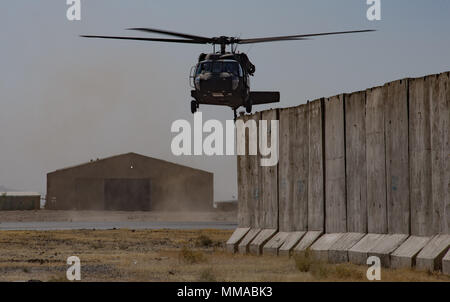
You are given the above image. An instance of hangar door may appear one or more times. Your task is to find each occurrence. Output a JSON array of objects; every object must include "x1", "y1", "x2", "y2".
[
  {"x1": 75, "y1": 178, "x2": 105, "y2": 210},
  {"x1": 104, "y1": 178, "x2": 151, "y2": 211}
]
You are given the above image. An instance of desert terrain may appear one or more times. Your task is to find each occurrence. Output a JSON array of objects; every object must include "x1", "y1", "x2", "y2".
[{"x1": 0, "y1": 228, "x2": 448, "y2": 282}]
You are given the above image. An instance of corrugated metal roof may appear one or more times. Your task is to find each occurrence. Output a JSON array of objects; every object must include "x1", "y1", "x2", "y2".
[{"x1": 0, "y1": 192, "x2": 41, "y2": 197}]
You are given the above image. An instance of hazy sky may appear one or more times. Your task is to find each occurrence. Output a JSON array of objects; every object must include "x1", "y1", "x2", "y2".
[{"x1": 1, "y1": 1, "x2": 449, "y2": 200}]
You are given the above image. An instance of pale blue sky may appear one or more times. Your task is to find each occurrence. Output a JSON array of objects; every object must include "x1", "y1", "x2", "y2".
[{"x1": 0, "y1": 1, "x2": 449, "y2": 200}]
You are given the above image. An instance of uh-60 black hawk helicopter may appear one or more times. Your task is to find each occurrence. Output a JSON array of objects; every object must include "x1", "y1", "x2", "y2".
[{"x1": 82, "y1": 27, "x2": 374, "y2": 119}]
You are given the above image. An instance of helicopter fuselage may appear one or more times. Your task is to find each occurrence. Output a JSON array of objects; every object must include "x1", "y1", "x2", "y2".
[
  {"x1": 190, "y1": 53, "x2": 280, "y2": 117},
  {"x1": 190, "y1": 57, "x2": 250, "y2": 110}
]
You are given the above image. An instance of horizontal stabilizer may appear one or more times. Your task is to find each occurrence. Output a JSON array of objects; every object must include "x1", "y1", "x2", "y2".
[{"x1": 250, "y1": 91, "x2": 280, "y2": 105}]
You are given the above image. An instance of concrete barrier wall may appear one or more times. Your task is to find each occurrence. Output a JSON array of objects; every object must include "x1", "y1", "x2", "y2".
[
  {"x1": 276, "y1": 99, "x2": 325, "y2": 232},
  {"x1": 237, "y1": 71, "x2": 449, "y2": 235},
  {"x1": 260, "y1": 110, "x2": 279, "y2": 229},
  {"x1": 385, "y1": 80, "x2": 410, "y2": 234},
  {"x1": 408, "y1": 73, "x2": 449, "y2": 236},
  {"x1": 278, "y1": 105, "x2": 309, "y2": 231},
  {"x1": 324, "y1": 94, "x2": 347, "y2": 233},
  {"x1": 366, "y1": 86, "x2": 388, "y2": 234},
  {"x1": 431, "y1": 74, "x2": 449, "y2": 234},
  {"x1": 237, "y1": 113, "x2": 260, "y2": 228},
  {"x1": 308, "y1": 99, "x2": 325, "y2": 231},
  {"x1": 409, "y1": 77, "x2": 433, "y2": 236},
  {"x1": 345, "y1": 91, "x2": 367, "y2": 233}
]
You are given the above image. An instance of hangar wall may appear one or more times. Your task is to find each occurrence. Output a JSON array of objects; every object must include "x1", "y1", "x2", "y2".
[
  {"x1": 237, "y1": 71, "x2": 449, "y2": 236},
  {"x1": 47, "y1": 153, "x2": 213, "y2": 211}
]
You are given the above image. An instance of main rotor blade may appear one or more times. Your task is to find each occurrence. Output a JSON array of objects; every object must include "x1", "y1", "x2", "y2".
[
  {"x1": 128, "y1": 27, "x2": 212, "y2": 43},
  {"x1": 238, "y1": 29, "x2": 375, "y2": 44},
  {"x1": 238, "y1": 37, "x2": 310, "y2": 44},
  {"x1": 80, "y1": 35, "x2": 207, "y2": 44}
]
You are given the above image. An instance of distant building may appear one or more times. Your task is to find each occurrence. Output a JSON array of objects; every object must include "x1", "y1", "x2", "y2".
[
  {"x1": 0, "y1": 192, "x2": 41, "y2": 210},
  {"x1": 46, "y1": 153, "x2": 213, "y2": 211}
]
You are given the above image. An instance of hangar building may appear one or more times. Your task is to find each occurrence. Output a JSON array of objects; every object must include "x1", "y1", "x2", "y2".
[{"x1": 46, "y1": 153, "x2": 213, "y2": 211}]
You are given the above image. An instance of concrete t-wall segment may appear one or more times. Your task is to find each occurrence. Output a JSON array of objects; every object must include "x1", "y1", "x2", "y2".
[
  {"x1": 231, "y1": 71, "x2": 449, "y2": 256},
  {"x1": 415, "y1": 234, "x2": 450, "y2": 271},
  {"x1": 430, "y1": 73, "x2": 449, "y2": 235},
  {"x1": 236, "y1": 114, "x2": 249, "y2": 227},
  {"x1": 348, "y1": 233, "x2": 386, "y2": 265},
  {"x1": 324, "y1": 95, "x2": 347, "y2": 233},
  {"x1": 328, "y1": 232, "x2": 366, "y2": 264},
  {"x1": 367, "y1": 233, "x2": 409, "y2": 267},
  {"x1": 443, "y1": 249, "x2": 450, "y2": 276},
  {"x1": 237, "y1": 113, "x2": 261, "y2": 228},
  {"x1": 238, "y1": 228, "x2": 261, "y2": 255},
  {"x1": 260, "y1": 110, "x2": 279, "y2": 229},
  {"x1": 365, "y1": 86, "x2": 388, "y2": 234},
  {"x1": 293, "y1": 231, "x2": 323, "y2": 254},
  {"x1": 263, "y1": 232, "x2": 291, "y2": 255},
  {"x1": 278, "y1": 231, "x2": 306, "y2": 256},
  {"x1": 344, "y1": 91, "x2": 367, "y2": 233},
  {"x1": 249, "y1": 228, "x2": 277, "y2": 255},
  {"x1": 409, "y1": 77, "x2": 434, "y2": 236},
  {"x1": 278, "y1": 105, "x2": 309, "y2": 232},
  {"x1": 226, "y1": 228, "x2": 251, "y2": 253},
  {"x1": 390, "y1": 235, "x2": 432, "y2": 269},
  {"x1": 308, "y1": 99, "x2": 325, "y2": 231},
  {"x1": 385, "y1": 80, "x2": 410, "y2": 234},
  {"x1": 309, "y1": 233, "x2": 345, "y2": 262}
]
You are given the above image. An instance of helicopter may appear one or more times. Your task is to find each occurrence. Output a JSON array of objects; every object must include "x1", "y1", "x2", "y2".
[{"x1": 81, "y1": 28, "x2": 375, "y2": 119}]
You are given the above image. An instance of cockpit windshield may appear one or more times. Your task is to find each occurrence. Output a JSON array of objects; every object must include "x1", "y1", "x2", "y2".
[
  {"x1": 223, "y1": 62, "x2": 239, "y2": 75},
  {"x1": 196, "y1": 61, "x2": 242, "y2": 76},
  {"x1": 197, "y1": 62, "x2": 212, "y2": 75}
]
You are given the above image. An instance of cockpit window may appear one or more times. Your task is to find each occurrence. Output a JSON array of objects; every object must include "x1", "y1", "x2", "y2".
[
  {"x1": 196, "y1": 62, "x2": 211, "y2": 75},
  {"x1": 196, "y1": 61, "x2": 242, "y2": 76},
  {"x1": 223, "y1": 62, "x2": 239, "y2": 76},
  {"x1": 212, "y1": 62, "x2": 222, "y2": 73}
]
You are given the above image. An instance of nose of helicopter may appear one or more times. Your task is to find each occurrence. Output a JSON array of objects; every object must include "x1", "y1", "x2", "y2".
[{"x1": 199, "y1": 73, "x2": 233, "y2": 92}]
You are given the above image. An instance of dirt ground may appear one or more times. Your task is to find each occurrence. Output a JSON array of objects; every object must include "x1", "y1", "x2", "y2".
[
  {"x1": 0, "y1": 229, "x2": 448, "y2": 282},
  {"x1": 0, "y1": 210, "x2": 236, "y2": 223}
]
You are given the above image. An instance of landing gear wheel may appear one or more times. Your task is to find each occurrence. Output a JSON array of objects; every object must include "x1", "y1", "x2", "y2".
[
  {"x1": 191, "y1": 100, "x2": 198, "y2": 114},
  {"x1": 245, "y1": 99, "x2": 252, "y2": 114}
]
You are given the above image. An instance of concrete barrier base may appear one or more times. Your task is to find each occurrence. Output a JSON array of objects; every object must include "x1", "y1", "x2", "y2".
[
  {"x1": 226, "y1": 228, "x2": 251, "y2": 253},
  {"x1": 348, "y1": 234, "x2": 386, "y2": 265},
  {"x1": 229, "y1": 228, "x2": 450, "y2": 275},
  {"x1": 368, "y1": 234, "x2": 409, "y2": 267},
  {"x1": 390, "y1": 236, "x2": 431, "y2": 269},
  {"x1": 443, "y1": 250, "x2": 450, "y2": 276},
  {"x1": 263, "y1": 232, "x2": 290, "y2": 255},
  {"x1": 293, "y1": 231, "x2": 323, "y2": 255},
  {"x1": 278, "y1": 231, "x2": 306, "y2": 257},
  {"x1": 416, "y1": 235, "x2": 450, "y2": 271},
  {"x1": 328, "y1": 233, "x2": 365, "y2": 264},
  {"x1": 238, "y1": 228, "x2": 261, "y2": 255},
  {"x1": 309, "y1": 233, "x2": 345, "y2": 262},
  {"x1": 249, "y1": 229, "x2": 277, "y2": 255}
]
